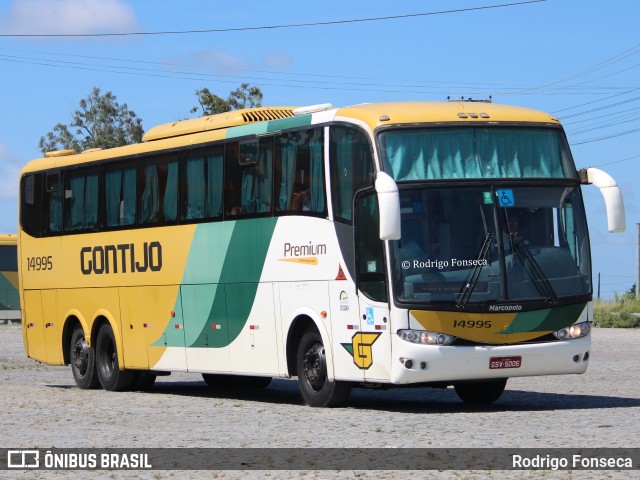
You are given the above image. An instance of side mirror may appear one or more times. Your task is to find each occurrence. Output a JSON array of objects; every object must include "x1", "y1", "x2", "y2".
[
  {"x1": 375, "y1": 172, "x2": 401, "y2": 240},
  {"x1": 579, "y1": 167, "x2": 626, "y2": 233}
]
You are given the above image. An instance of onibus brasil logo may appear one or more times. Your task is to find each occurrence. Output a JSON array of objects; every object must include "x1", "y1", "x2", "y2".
[{"x1": 341, "y1": 332, "x2": 381, "y2": 369}]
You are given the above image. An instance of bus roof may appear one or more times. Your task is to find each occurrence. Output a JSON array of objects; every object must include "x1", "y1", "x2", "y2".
[
  {"x1": 334, "y1": 101, "x2": 560, "y2": 133},
  {"x1": 21, "y1": 101, "x2": 560, "y2": 175}
]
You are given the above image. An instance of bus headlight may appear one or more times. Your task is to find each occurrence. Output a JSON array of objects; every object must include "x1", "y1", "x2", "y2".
[
  {"x1": 398, "y1": 329, "x2": 455, "y2": 346},
  {"x1": 553, "y1": 321, "x2": 592, "y2": 340}
]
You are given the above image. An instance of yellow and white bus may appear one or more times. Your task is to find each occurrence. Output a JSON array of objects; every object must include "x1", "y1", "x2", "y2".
[
  {"x1": 0, "y1": 233, "x2": 20, "y2": 323},
  {"x1": 19, "y1": 101, "x2": 625, "y2": 406}
]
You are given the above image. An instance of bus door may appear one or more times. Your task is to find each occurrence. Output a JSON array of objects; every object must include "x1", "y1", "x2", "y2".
[{"x1": 355, "y1": 193, "x2": 392, "y2": 381}]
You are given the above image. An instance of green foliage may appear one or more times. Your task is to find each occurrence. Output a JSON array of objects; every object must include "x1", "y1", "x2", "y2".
[
  {"x1": 594, "y1": 291, "x2": 640, "y2": 328},
  {"x1": 191, "y1": 83, "x2": 263, "y2": 116},
  {"x1": 39, "y1": 87, "x2": 143, "y2": 154}
]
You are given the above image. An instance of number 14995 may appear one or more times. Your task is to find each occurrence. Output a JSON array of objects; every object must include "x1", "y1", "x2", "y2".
[{"x1": 27, "y1": 256, "x2": 53, "y2": 271}]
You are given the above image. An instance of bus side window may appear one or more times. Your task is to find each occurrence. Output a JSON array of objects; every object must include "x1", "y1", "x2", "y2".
[
  {"x1": 138, "y1": 156, "x2": 178, "y2": 226},
  {"x1": 224, "y1": 142, "x2": 243, "y2": 216},
  {"x1": 64, "y1": 168, "x2": 98, "y2": 232},
  {"x1": 20, "y1": 174, "x2": 44, "y2": 237},
  {"x1": 45, "y1": 173, "x2": 62, "y2": 235},
  {"x1": 103, "y1": 162, "x2": 136, "y2": 227},
  {"x1": 275, "y1": 128, "x2": 325, "y2": 215},
  {"x1": 182, "y1": 146, "x2": 224, "y2": 221},
  {"x1": 329, "y1": 126, "x2": 374, "y2": 223}
]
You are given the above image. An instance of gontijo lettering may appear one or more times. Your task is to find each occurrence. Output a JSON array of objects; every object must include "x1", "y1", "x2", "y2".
[{"x1": 80, "y1": 242, "x2": 162, "y2": 275}]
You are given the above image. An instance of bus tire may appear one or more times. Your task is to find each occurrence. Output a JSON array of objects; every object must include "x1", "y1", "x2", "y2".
[
  {"x1": 95, "y1": 323, "x2": 135, "y2": 392},
  {"x1": 69, "y1": 326, "x2": 100, "y2": 389},
  {"x1": 296, "y1": 328, "x2": 351, "y2": 407},
  {"x1": 454, "y1": 378, "x2": 507, "y2": 404},
  {"x1": 202, "y1": 374, "x2": 272, "y2": 389}
]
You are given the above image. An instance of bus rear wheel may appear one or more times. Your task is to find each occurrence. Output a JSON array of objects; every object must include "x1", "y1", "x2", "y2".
[
  {"x1": 454, "y1": 379, "x2": 507, "y2": 404},
  {"x1": 296, "y1": 329, "x2": 351, "y2": 407},
  {"x1": 95, "y1": 323, "x2": 135, "y2": 391},
  {"x1": 70, "y1": 326, "x2": 100, "y2": 389}
]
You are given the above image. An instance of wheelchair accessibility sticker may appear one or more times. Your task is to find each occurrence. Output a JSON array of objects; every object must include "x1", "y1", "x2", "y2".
[{"x1": 497, "y1": 189, "x2": 515, "y2": 207}]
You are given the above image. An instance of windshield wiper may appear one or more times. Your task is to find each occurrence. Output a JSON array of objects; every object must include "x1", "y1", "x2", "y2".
[
  {"x1": 457, "y1": 233, "x2": 494, "y2": 308},
  {"x1": 511, "y1": 233, "x2": 558, "y2": 304}
]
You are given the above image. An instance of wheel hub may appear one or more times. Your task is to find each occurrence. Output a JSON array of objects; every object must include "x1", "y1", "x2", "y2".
[
  {"x1": 72, "y1": 338, "x2": 89, "y2": 375},
  {"x1": 303, "y1": 342, "x2": 326, "y2": 391}
]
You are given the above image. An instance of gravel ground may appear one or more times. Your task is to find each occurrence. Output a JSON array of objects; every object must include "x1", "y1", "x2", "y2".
[{"x1": 0, "y1": 325, "x2": 638, "y2": 479}]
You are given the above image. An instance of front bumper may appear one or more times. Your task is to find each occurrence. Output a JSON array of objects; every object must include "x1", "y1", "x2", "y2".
[{"x1": 389, "y1": 334, "x2": 590, "y2": 384}]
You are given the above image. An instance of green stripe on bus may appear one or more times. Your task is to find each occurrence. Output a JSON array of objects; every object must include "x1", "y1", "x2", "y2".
[
  {"x1": 157, "y1": 218, "x2": 278, "y2": 348},
  {"x1": 499, "y1": 303, "x2": 586, "y2": 334},
  {"x1": 225, "y1": 114, "x2": 312, "y2": 140}
]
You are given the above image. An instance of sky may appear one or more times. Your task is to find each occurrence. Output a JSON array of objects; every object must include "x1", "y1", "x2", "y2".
[{"x1": 0, "y1": 0, "x2": 637, "y2": 299}]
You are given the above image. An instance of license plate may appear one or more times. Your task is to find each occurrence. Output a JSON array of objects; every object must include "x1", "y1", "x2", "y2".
[{"x1": 489, "y1": 356, "x2": 522, "y2": 369}]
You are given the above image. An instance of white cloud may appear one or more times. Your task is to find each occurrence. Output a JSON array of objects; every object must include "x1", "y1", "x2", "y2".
[
  {"x1": 0, "y1": 0, "x2": 138, "y2": 35},
  {"x1": 190, "y1": 47, "x2": 252, "y2": 75},
  {"x1": 264, "y1": 51, "x2": 292, "y2": 70}
]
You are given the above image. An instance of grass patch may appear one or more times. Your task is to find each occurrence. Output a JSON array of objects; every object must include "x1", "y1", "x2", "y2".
[{"x1": 594, "y1": 292, "x2": 640, "y2": 328}]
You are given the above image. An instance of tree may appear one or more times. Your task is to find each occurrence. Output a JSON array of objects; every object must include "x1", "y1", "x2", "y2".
[
  {"x1": 191, "y1": 83, "x2": 263, "y2": 116},
  {"x1": 39, "y1": 87, "x2": 144, "y2": 154}
]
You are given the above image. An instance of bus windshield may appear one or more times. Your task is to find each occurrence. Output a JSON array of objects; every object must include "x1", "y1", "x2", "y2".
[
  {"x1": 390, "y1": 185, "x2": 591, "y2": 309},
  {"x1": 379, "y1": 127, "x2": 574, "y2": 180}
]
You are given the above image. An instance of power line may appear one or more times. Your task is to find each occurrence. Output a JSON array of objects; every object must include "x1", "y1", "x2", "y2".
[
  {"x1": 571, "y1": 126, "x2": 640, "y2": 145},
  {"x1": 560, "y1": 96, "x2": 640, "y2": 120},
  {"x1": 0, "y1": 1, "x2": 546, "y2": 37},
  {"x1": 499, "y1": 41, "x2": 640, "y2": 96},
  {"x1": 591, "y1": 153, "x2": 640, "y2": 167}
]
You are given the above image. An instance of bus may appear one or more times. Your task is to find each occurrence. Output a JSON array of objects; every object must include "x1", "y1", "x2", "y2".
[
  {"x1": 18, "y1": 101, "x2": 625, "y2": 407},
  {"x1": 0, "y1": 234, "x2": 19, "y2": 323}
]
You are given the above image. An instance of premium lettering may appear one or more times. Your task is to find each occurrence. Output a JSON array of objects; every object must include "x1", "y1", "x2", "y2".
[
  {"x1": 80, "y1": 242, "x2": 162, "y2": 275},
  {"x1": 283, "y1": 241, "x2": 327, "y2": 257}
]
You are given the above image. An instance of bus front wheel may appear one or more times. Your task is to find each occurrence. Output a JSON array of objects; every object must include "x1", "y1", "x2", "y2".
[
  {"x1": 296, "y1": 329, "x2": 351, "y2": 407},
  {"x1": 454, "y1": 379, "x2": 507, "y2": 404},
  {"x1": 70, "y1": 326, "x2": 100, "y2": 389},
  {"x1": 95, "y1": 323, "x2": 135, "y2": 391}
]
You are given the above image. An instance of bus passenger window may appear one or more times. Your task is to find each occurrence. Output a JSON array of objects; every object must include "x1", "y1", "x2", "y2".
[
  {"x1": 104, "y1": 163, "x2": 136, "y2": 227},
  {"x1": 64, "y1": 168, "x2": 98, "y2": 232},
  {"x1": 275, "y1": 128, "x2": 325, "y2": 215},
  {"x1": 46, "y1": 173, "x2": 62, "y2": 235},
  {"x1": 182, "y1": 147, "x2": 224, "y2": 221},
  {"x1": 138, "y1": 157, "x2": 178, "y2": 225},
  {"x1": 225, "y1": 139, "x2": 274, "y2": 217}
]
